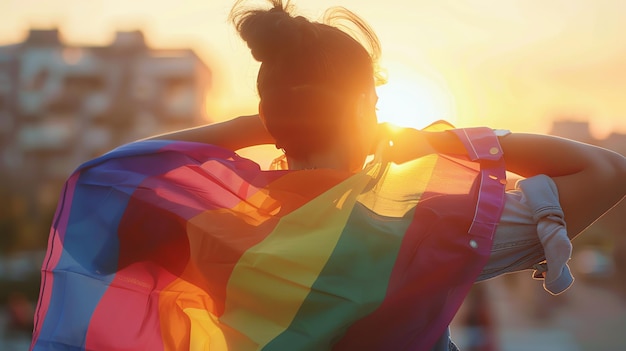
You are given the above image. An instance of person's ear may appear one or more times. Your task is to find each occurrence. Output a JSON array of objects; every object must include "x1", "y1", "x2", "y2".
[
  {"x1": 355, "y1": 92, "x2": 378, "y2": 129},
  {"x1": 355, "y1": 89, "x2": 378, "y2": 124},
  {"x1": 259, "y1": 101, "x2": 283, "y2": 150},
  {"x1": 352, "y1": 93, "x2": 378, "y2": 160},
  {"x1": 258, "y1": 101, "x2": 267, "y2": 126},
  {"x1": 355, "y1": 93, "x2": 364, "y2": 119},
  {"x1": 353, "y1": 93, "x2": 367, "y2": 135}
]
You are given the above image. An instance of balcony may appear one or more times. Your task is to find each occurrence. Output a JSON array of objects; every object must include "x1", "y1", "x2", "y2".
[{"x1": 17, "y1": 123, "x2": 72, "y2": 152}]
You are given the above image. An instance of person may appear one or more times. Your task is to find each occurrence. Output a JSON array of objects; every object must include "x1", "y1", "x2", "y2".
[{"x1": 30, "y1": 1, "x2": 626, "y2": 350}]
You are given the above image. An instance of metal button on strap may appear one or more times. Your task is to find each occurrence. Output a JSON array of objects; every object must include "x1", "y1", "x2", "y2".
[
  {"x1": 469, "y1": 239, "x2": 478, "y2": 249},
  {"x1": 489, "y1": 147, "x2": 499, "y2": 155}
]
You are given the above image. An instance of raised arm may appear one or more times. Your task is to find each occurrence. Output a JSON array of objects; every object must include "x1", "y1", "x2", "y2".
[
  {"x1": 498, "y1": 133, "x2": 626, "y2": 238},
  {"x1": 387, "y1": 126, "x2": 626, "y2": 239},
  {"x1": 148, "y1": 119, "x2": 625, "y2": 239},
  {"x1": 145, "y1": 114, "x2": 275, "y2": 150}
]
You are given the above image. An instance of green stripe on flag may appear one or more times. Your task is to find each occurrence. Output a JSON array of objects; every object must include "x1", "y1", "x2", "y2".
[
  {"x1": 263, "y1": 203, "x2": 413, "y2": 350},
  {"x1": 220, "y1": 172, "x2": 373, "y2": 350}
]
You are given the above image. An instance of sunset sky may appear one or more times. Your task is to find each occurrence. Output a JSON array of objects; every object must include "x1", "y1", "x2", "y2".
[{"x1": 2, "y1": 0, "x2": 626, "y2": 139}]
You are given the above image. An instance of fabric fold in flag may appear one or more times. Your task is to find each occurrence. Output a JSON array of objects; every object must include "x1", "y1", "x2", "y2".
[{"x1": 31, "y1": 123, "x2": 507, "y2": 351}]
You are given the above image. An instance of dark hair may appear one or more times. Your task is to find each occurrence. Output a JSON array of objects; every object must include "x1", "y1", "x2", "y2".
[{"x1": 230, "y1": 0, "x2": 384, "y2": 158}]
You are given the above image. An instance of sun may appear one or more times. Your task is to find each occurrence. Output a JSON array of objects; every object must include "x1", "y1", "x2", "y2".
[{"x1": 375, "y1": 61, "x2": 456, "y2": 130}]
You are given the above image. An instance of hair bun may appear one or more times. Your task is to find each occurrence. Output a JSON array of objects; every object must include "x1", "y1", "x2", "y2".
[{"x1": 232, "y1": 1, "x2": 310, "y2": 63}]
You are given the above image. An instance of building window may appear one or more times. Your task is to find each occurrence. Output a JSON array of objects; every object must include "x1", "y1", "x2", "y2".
[
  {"x1": 64, "y1": 75, "x2": 104, "y2": 96},
  {"x1": 24, "y1": 69, "x2": 49, "y2": 92},
  {"x1": 62, "y1": 48, "x2": 84, "y2": 65},
  {"x1": 162, "y1": 77, "x2": 193, "y2": 117},
  {"x1": 18, "y1": 121, "x2": 73, "y2": 151},
  {"x1": 0, "y1": 73, "x2": 11, "y2": 93}
]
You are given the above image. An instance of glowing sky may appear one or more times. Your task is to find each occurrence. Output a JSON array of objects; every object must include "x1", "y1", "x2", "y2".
[{"x1": 2, "y1": 0, "x2": 626, "y2": 138}]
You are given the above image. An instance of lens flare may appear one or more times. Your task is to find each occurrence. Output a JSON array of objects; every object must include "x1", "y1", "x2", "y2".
[{"x1": 376, "y1": 61, "x2": 456, "y2": 130}]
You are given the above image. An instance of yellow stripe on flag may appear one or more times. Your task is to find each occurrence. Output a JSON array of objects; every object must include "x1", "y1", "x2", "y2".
[
  {"x1": 219, "y1": 171, "x2": 373, "y2": 350},
  {"x1": 358, "y1": 155, "x2": 438, "y2": 218},
  {"x1": 185, "y1": 308, "x2": 228, "y2": 351}
]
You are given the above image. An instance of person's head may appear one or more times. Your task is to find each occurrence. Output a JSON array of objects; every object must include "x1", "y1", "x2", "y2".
[{"x1": 230, "y1": 0, "x2": 384, "y2": 171}]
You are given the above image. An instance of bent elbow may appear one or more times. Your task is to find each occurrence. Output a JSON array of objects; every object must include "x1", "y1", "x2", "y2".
[{"x1": 607, "y1": 150, "x2": 626, "y2": 197}]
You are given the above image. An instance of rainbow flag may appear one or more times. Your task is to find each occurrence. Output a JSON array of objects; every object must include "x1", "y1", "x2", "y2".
[{"x1": 31, "y1": 125, "x2": 506, "y2": 351}]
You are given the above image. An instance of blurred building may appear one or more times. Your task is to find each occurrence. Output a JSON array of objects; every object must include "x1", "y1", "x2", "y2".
[
  {"x1": 0, "y1": 28, "x2": 211, "y2": 249},
  {"x1": 549, "y1": 119, "x2": 626, "y2": 154}
]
